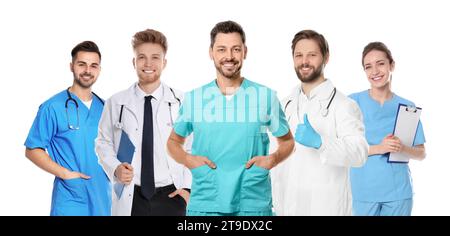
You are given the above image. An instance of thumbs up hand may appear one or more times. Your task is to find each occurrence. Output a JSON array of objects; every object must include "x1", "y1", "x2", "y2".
[{"x1": 294, "y1": 114, "x2": 322, "y2": 149}]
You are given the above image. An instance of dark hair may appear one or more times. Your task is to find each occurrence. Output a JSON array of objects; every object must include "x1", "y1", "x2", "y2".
[
  {"x1": 291, "y1": 30, "x2": 329, "y2": 58},
  {"x1": 210, "y1": 20, "x2": 246, "y2": 48},
  {"x1": 362, "y1": 42, "x2": 394, "y2": 67},
  {"x1": 71, "y1": 41, "x2": 101, "y2": 61},
  {"x1": 132, "y1": 29, "x2": 168, "y2": 54}
]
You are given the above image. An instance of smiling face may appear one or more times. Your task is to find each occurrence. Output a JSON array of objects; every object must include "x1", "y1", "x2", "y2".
[
  {"x1": 363, "y1": 50, "x2": 395, "y2": 89},
  {"x1": 133, "y1": 42, "x2": 166, "y2": 85},
  {"x1": 209, "y1": 32, "x2": 247, "y2": 80},
  {"x1": 293, "y1": 39, "x2": 328, "y2": 83},
  {"x1": 70, "y1": 51, "x2": 101, "y2": 89}
]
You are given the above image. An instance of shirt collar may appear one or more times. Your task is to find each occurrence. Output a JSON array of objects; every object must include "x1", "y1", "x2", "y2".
[{"x1": 134, "y1": 82, "x2": 163, "y2": 101}]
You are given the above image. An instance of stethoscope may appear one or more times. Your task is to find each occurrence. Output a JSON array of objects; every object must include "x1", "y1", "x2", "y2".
[
  {"x1": 65, "y1": 88, "x2": 104, "y2": 130},
  {"x1": 115, "y1": 87, "x2": 181, "y2": 129},
  {"x1": 284, "y1": 87, "x2": 337, "y2": 121}
]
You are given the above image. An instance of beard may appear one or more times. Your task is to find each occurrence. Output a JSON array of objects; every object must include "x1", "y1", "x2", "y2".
[
  {"x1": 138, "y1": 70, "x2": 161, "y2": 85},
  {"x1": 73, "y1": 72, "x2": 95, "y2": 89},
  {"x1": 215, "y1": 59, "x2": 242, "y2": 80},
  {"x1": 295, "y1": 63, "x2": 324, "y2": 83}
]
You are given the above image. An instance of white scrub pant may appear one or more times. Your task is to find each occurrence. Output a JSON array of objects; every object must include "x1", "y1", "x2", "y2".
[{"x1": 353, "y1": 198, "x2": 413, "y2": 216}]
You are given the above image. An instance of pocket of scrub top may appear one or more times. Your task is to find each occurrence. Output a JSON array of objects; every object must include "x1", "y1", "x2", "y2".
[
  {"x1": 59, "y1": 177, "x2": 87, "y2": 203},
  {"x1": 241, "y1": 165, "x2": 271, "y2": 207},
  {"x1": 190, "y1": 165, "x2": 217, "y2": 202},
  {"x1": 247, "y1": 123, "x2": 270, "y2": 157}
]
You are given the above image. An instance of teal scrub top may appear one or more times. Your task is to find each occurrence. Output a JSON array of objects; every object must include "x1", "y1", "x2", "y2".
[
  {"x1": 349, "y1": 90, "x2": 425, "y2": 202},
  {"x1": 25, "y1": 90, "x2": 111, "y2": 216},
  {"x1": 174, "y1": 78, "x2": 289, "y2": 213}
]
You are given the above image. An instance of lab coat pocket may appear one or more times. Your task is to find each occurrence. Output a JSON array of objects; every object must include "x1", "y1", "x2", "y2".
[
  {"x1": 241, "y1": 165, "x2": 271, "y2": 209},
  {"x1": 190, "y1": 165, "x2": 217, "y2": 202},
  {"x1": 59, "y1": 178, "x2": 87, "y2": 203}
]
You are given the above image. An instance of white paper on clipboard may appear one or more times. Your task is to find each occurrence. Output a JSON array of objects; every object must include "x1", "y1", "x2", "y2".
[{"x1": 388, "y1": 103, "x2": 422, "y2": 163}]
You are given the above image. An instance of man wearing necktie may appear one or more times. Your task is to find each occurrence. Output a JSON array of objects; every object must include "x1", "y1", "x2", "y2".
[{"x1": 96, "y1": 29, "x2": 192, "y2": 216}]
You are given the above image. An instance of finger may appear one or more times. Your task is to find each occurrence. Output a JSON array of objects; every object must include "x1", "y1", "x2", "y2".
[
  {"x1": 168, "y1": 190, "x2": 178, "y2": 198},
  {"x1": 303, "y1": 114, "x2": 310, "y2": 127},
  {"x1": 79, "y1": 173, "x2": 91, "y2": 179},
  {"x1": 124, "y1": 172, "x2": 134, "y2": 179},
  {"x1": 123, "y1": 163, "x2": 133, "y2": 171},
  {"x1": 124, "y1": 176, "x2": 133, "y2": 182},
  {"x1": 246, "y1": 158, "x2": 256, "y2": 169},
  {"x1": 204, "y1": 158, "x2": 216, "y2": 169}
]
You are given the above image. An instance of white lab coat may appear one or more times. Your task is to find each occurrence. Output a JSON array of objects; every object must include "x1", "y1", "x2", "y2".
[
  {"x1": 95, "y1": 82, "x2": 192, "y2": 216},
  {"x1": 271, "y1": 80, "x2": 368, "y2": 216}
]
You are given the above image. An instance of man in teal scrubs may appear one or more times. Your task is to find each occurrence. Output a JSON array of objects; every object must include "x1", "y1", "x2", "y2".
[
  {"x1": 24, "y1": 41, "x2": 111, "y2": 216},
  {"x1": 167, "y1": 21, "x2": 294, "y2": 216}
]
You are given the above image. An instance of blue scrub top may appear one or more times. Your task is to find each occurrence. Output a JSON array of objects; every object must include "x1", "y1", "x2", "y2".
[
  {"x1": 349, "y1": 90, "x2": 425, "y2": 202},
  {"x1": 174, "y1": 78, "x2": 289, "y2": 213},
  {"x1": 25, "y1": 90, "x2": 111, "y2": 216}
]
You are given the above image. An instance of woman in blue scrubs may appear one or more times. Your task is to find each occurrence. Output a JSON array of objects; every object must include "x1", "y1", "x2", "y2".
[
  {"x1": 24, "y1": 41, "x2": 111, "y2": 216},
  {"x1": 349, "y1": 42, "x2": 426, "y2": 216}
]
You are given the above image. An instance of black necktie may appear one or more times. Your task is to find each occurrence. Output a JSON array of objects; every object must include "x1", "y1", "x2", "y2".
[{"x1": 141, "y1": 95, "x2": 155, "y2": 200}]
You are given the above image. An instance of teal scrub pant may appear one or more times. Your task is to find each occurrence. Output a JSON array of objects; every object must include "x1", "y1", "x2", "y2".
[
  {"x1": 187, "y1": 210, "x2": 273, "y2": 216},
  {"x1": 353, "y1": 198, "x2": 413, "y2": 216}
]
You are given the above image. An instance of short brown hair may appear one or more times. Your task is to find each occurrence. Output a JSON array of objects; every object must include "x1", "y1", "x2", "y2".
[
  {"x1": 210, "y1": 21, "x2": 246, "y2": 48},
  {"x1": 291, "y1": 30, "x2": 329, "y2": 58},
  {"x1": 362, "y1": 42, "x2": 394, "y2": 67},
  {"x1": 71, "y1": 41, "x2": 101, "y2": 61},
  {"x1": 132, "y1": 29, "x2": 168, "y2": 53}
]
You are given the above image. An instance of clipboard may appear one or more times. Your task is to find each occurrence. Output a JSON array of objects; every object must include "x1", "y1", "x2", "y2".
[
  {"x1": 388, "y1": 103, "x2": 422, "y2": 163},
  {"x1": 113, "y1": 130, "x2": 135, "y2": 198}
]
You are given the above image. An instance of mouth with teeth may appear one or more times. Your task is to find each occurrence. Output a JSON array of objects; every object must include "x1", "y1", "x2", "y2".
[
  {"x1": 143, "y1": 69, "x2": 156, "y2": 74},
  {"x1": 80, "y1": 73, "x2": 93, "y2": 80},
  {"x1": 221, "y1": 60, "x2": 238, "y2": 69},
  {"x1": 371, "y1": 75, "x2": 383, "y2": 81},
  {"x1": 299, "y1": 65, "x2": 314, "y2": 74}
]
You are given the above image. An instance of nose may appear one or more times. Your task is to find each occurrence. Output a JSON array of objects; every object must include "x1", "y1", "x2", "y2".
[
  {"x1": 226, "y1": 49, "x2": 234, "y2": 60},
  {"x1": 302, "y1": 55, "x2": 310, "y2": 65},
  {"x1": 372, "y1": 65, "x2": 380, "y2": 75}
]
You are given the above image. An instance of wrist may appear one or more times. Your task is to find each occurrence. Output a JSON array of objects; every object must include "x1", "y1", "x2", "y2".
[
  {"x1": 59, "y1": 168, "x2": 70, "y2": 179},
  {"x1": 269, "y1": 153, "x2": 279, "y2": 168},
  {"x1": 183, "y1": 153, "x2": 192, "y2": 166},
  {"x1": 182, "y1": 188, "x2": 191, "y2": 193}
]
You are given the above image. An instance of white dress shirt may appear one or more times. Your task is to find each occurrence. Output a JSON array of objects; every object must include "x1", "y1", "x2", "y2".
[{"x1": 133, "y1": 83, "x2": 173, "y2": 187}]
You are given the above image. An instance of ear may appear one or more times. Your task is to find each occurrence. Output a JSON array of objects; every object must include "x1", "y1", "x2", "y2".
[
  {"x1": 70, "y1": 62, "x2": 74, "y2": 72},
  {"x1": 132, "y1": 58, "x2": 136, "y2": 68},
  {"x1": 390, "y1": 61, "x2": 395, "y2": 72},
  {"x1": 323, "y1": 54, "x2": 330, "y2": 66},
  {"x1": 243, "y1": 45, "x2": 248, "y2": 59},
  {"x1": 209, "y1": 47, "x2": 213, "y2": 60},
  {"x1": 163, "y1": 58, "x2": 167, "y2": 70}
]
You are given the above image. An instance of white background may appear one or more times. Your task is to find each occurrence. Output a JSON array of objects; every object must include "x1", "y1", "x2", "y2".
[{"x1": 1, "y1": 0, "x2": 448, "y2": 215}]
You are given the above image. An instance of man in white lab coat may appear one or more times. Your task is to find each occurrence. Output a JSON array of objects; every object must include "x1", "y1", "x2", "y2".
[
  {"x1": 95, "y1": 29, "x2": 191, "y2": 216},
  {"x1": 271, "y1": 30, "x2": 368, "y2": 216}
]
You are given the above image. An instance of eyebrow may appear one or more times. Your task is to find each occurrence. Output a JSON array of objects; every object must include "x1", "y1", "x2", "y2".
[
  {"x1": 295, "y1": 51, "x2": 319, "y2": 54},
  {"x1": 76, "y1": 60, "x2": 99, "y2": 66},
  {"x1": 215, "y1": 45, "x2": 242, "y2": 48},
  {"x1": 364, "y1": 59, "x2": 387, "y2": 67},
  {"x1": 137, "y1": 53, "x2": 162, "y2": 57}
]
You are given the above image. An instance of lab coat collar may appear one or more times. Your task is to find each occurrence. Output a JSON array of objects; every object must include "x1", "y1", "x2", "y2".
[
  {"x1": 135, "y1": 82, "x2": 179, "y2": 104},
  {"x1": 301, "y1": 79, "x2": 335, "y2": 101},
  {"x1": 161, "y1": 83, "x2": 179, "y2": 104},
  {"x1": 116, "y1": 82, "x2": 177, "y2": 107}
]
